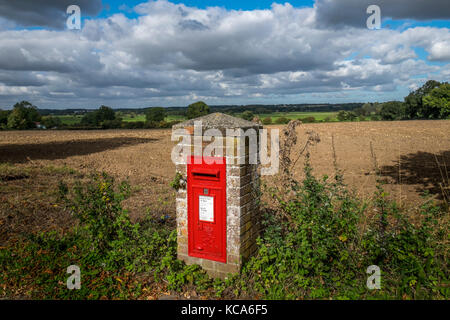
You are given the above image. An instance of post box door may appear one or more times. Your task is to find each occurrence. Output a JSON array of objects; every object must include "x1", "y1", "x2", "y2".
[{"x1": 188, "y1": 156, "x2": 226, "y2": 263}]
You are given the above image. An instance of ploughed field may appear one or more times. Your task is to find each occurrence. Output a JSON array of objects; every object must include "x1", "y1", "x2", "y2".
[{"x1": 0, "y1": 120, "x2": 449, "y2": 243}]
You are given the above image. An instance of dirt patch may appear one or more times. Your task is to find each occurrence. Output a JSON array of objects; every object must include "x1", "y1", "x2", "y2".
[
  {"x1": 0, "y1": 121, "x2": 449, "y2": 235},
  {"x1": 270, "y1": 120, "x2": 450, "y2": 209},
  {"x1": 0, "y1": 165, "x2": 80, "y2": 245}
]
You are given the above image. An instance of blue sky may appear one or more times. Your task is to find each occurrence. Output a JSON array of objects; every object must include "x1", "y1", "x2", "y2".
[
  {"x1": 101, "y1": 0, "x2": 316, "y2": 13},
  {"x1": 0, "y1": 0, "x2": 448, "y2": 109}
]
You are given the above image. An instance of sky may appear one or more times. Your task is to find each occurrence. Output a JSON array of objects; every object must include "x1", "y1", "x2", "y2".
[{"x1": 0, "y1": 0, "x2": 449, "y2": 109}]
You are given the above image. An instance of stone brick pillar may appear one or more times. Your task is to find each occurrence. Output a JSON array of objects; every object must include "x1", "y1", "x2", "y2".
[{"x1": 172, "y1": 113, "x2": 261, "y2": 279}]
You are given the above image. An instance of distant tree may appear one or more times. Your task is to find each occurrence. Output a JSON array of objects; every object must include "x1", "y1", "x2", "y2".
[
  {"x1": 337, "y1": 110, "x2": 357, "y2": 121},
  {"x1": 186, "y1": 101, "x2": 210, "y2": 119},
  {"x1": 146, "y1": 107, "x2": 166, "y2": 123},
  {"x1": 123, "y1": 121, "x2": 145, "y2": 129},
  {"x1": 354, "y1": 107, "x2": 367, "y2": 117},
  {"x1": 81, "y1": 105, "x2": 117, "y2": 127},
  {"x1": 96, "y1": 105, "x2": 116, "y2": 122},
  {"x1": 380, "y1": 101, "x2": 406, "y2": 120},
  {"x1": 7, "y1": 101, "x2": 41, "y2": 129},
  {"x1": 361, "y1": 103, "x2": 378, "y2": 115},
  {"x1": 241, "y1": 111, "x2": 254, "y2": 121},
  {"x1": 262, "y1": 117, "x2": 272, "y2": 125},
  {"x1": 361, "y1": 103, "x2": 372, "y2": 115},
  {"x1": 422, "y1": 83, "x2": 450, "y2": 119},
  {"x1": 81, "y1": 111, "x2": 98, "y2": 126},
  {"x1": 41, "y1": 116, "x2": 62, "y2": 129},
  {"x1": 337, "y1": 110, "x2": 348, "y2": 121},
  {"x1": 101, "y1": 119, "x2": 123, "y2": 129},
  {"x1": 0, "y1": 109, "x2": 10, "y2": 128},
  {"x1": 347, "y1": 111, "x2": 357, "y2": 121},
  {"x1": 404, "y1": 80, "x2": 442, "y2": 119}
]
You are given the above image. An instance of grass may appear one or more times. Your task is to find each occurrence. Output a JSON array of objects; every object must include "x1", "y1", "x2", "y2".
[
  {"x1": 254, "y1": 112, "x2": 337, "y2": 122},
  {"x1": 165, "y1": 114, "x2": 186, "y2": 122},
  {"x1": 57, "y1": 115, "x2": 84, "y2": 125},
  {"x1": 121, "y1": 114, "x2": 146, "y2": 122},
  {"x1": 54, "y1": 111, "x2": 340, "y2": 126},
  {"x1": 121, "y1": 112, "x2": 338, "y2": 123},
  {"x1": 55, "y1": 113, "x2": 186, "y2": 125}
]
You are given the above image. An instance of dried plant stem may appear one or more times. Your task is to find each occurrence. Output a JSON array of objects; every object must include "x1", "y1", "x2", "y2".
[{"x1": 369, "y1": 141, "x2": 379, "y2": 176}]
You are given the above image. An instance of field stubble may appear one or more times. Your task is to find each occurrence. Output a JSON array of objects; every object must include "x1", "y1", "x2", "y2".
[{"x1": 0, "y1": 120, "x2": 449, "y2": 240}]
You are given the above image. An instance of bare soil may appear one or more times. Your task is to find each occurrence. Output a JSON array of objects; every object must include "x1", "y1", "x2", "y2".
[{"x1": 0, "y1": 120, "x2": 449, "y2": 241}]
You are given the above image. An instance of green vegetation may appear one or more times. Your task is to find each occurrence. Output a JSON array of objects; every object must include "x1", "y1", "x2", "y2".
[
  {"x1": 299, "y1": 116, "x2": 316, "y2": 123},
  {"x1": 259, "y1": 111, "x2": 337, "y2": 123},
  {"x1": 81, "y1": 105, "x2": 118, "y2": 128},
  {"x1": 169, "y1": 172, "x2": 185, "y2": 191},
  {"x1": 146, "y1": 107, "x2": 166, "y2": 123},
  {"x1": 379, "y1": 101, "x2": 406, "y2": 121},
  {"x1": 0, "y1": 156, "x2": 447, "y2": 299},
  {"x1": 0, "y1": 109, "x2": 10, "y2": 129},
  {"x1": 336, "y1": 110, "x2": 356, "y2": 121},
  {"x1": 236, "y1": 158, "x2": 448, "y2": 299},
  {"x1": 260, "y1": 118, "x2": 270, "y2": 125},
  {"x1": 405, "y1": 80, "x2": 442, "y2": 119},
  {"x1": 186, "y1": 101, "x2": 210, "y2": 119},
  {"x1": 337, "y1": 80, "x2": 450, "y2": 122},
  {"x1": 3, "y1": 101, "x2": 41, "y2": 129},
  {"x1": 241, "y1": 110, "x2": 255, "y2": 121},
  {"x1": 56, "y1": 115, "x2": 84, "y2": 125},
  {"x1": 122, "y1": 114, "x2": 146, "y2": 122},
  {"x1": 275, "y1": 116, "x2": 290, "y2": 124},
  {"x1": 0, "y1": 169, "x2": 218, "y2": 299},
  {"x1": 423, "y1": 83, "x2": 450, "y2": 119},
  {"x1": 0, "y1": 80, "x2": 448, "y2": 131},
  {"x1": 41, "y1": 116, "x2": 63, "y2": 129}
]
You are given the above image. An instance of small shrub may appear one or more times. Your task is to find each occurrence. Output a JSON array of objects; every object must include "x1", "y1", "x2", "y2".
[
  {"x1": 299, "y1": 116, "x2": 316, "y2": 123},
  {"x1": 170, "y1": 172, "x2": 185, "y2": 191},
  {"x1": 262, "y1": 117, "x2": 272, "y2": 125},
  {"x1": 241, "y1": 111, "x2": 254, "y2": 121},
  {"x1": 275, "y1": 117, "x2": 290, "y2": 124}
]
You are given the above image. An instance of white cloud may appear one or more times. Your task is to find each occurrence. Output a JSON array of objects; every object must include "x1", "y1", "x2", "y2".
[
  {"x1": 0, "y1": 0, "x2": 448, "y2": 108},
  {"x1": 428, "y1": 41, "x2": 450, "y2": 61}
]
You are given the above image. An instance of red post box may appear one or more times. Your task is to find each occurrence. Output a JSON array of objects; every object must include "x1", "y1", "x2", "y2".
[{"x1": 187, "y1": 155, "x2": 227, "y2": 263}]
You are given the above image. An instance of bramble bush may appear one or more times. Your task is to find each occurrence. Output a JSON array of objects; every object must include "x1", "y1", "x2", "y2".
[
  {"x1": 235, "y1": 158, "x2": 449, "y2": 299},
  {"x1": 238, "y1": 159, "x2": 365, "y2": 299}
]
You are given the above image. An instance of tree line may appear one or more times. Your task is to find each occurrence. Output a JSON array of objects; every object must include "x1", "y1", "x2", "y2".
[
  {"x1": 1, "y1": 80, "x2": 448, "y2": 130},
  {"x1": 0, "y1": 101, "x2": 210, "y2": 130},
  {"x1": 336, "y1": 80, "x2": 449, "y2": 121}
]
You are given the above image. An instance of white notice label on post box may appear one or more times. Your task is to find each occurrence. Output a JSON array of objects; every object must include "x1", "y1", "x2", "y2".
[{"x1": 199, "y1": 195, "x2": 214, "y2": 222}]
